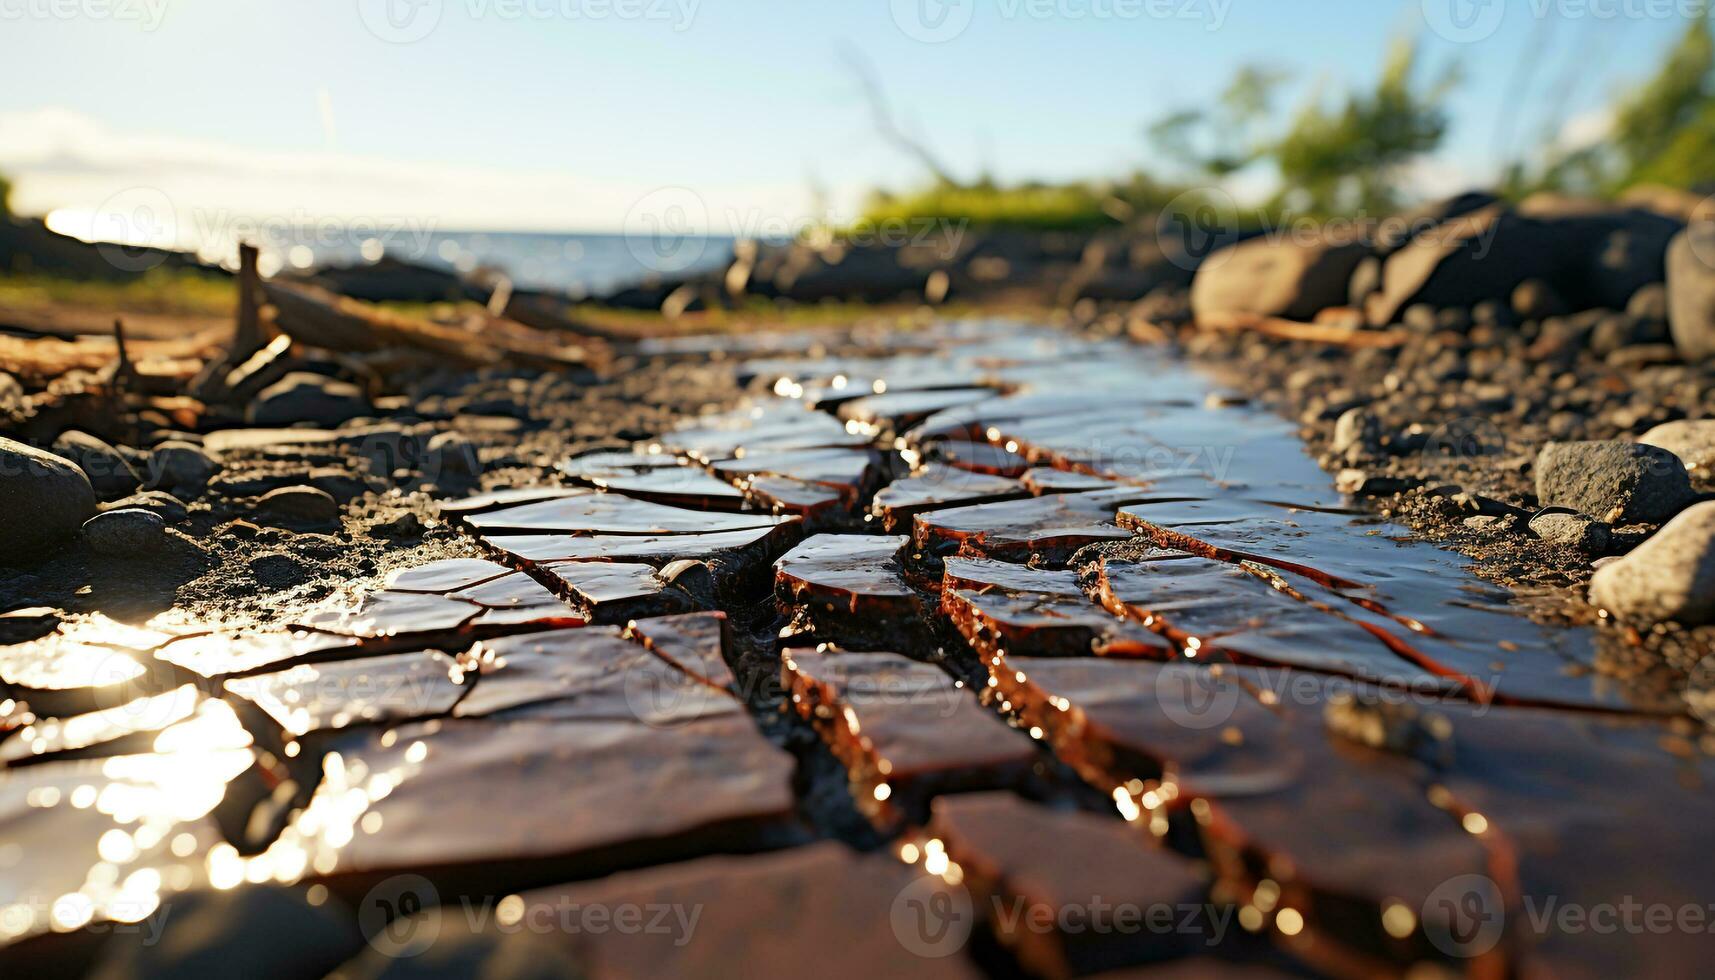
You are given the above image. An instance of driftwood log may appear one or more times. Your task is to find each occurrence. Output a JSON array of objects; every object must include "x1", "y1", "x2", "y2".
[{"x1": 261, "y1": 280, "x2": 608, "y2": 370}]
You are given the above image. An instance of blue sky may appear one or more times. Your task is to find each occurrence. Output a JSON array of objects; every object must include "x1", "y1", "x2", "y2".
[{"x1": 0, "y1": 0, "x2": 1699, "y2": 238}]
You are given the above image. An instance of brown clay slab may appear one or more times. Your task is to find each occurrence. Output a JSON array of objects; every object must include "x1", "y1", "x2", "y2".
[
  {"x1": 782, "y1": 648, "x2": 1040, "y2": 826},
  {"x1": 298, "y1": 591, "x2": 482, "y2": 639},
  {"x1": 915, "y1": 490, "x2": 1157, "y2": 564},
  {"x1": 464, "y1": 492, "x2": 792, "y2": 536},
  {"x1": 1092, "y1": 555, "x2": 1467, "y2": 694},
  {"x1": 774, "y1": 535, "x2": 923, "y2": 646},
  {"x1": 940, "y1": 558, "x2": 1171, "y2": 660},
  {"x1": 224, "y1": 650, "x2": 470, "y2": 738},
  {"x1": 384, "y1": 558, "x2": 515, "y2": 594},
  {"x1": 985, "y1": 657, "x2": 1498, "y2": 974},
  {"x1": 870, "y1": 465, "x2": 1030, "y2": 532},
  {"x1": 930, "y1": 439, "x2": 1030, "y2": 477},
  {"x1": 0, "y1": 685, "x2": 225, "y2": 766},
  {"x1": 487, "y1": 522, "x2": 800, "y2": 572},
  {"x1": 837, "y1": 387, "x2": 998, "y2": 432},
  {"x1": 626, "y1": 613, "x2": 736, "y2": 690},
  {"x1": 560, "y1": 452, "x2": 751, "y2": 511},
  {"x1": 928, "y1": 792, "x2": 1215, "y2": 977},
  {"x1": 268, "y1": 712, "x2": 800, "y2": 894},
  {"x1": 488, "y1": 843, "x2": 982, "y2": 980},
  {"x1": 450, "y1": 571, "x2": 587, "y2": 628},
  {"x1": 539, "y1": 562, "x2": 702, "y2": 624}
]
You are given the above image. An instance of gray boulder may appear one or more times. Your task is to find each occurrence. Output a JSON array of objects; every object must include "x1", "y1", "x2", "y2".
[
  {"x1": 1535, "y1": 441, "x2": 1694, "y2": 525},
  {"x1": 255, "y1": 486, "x2": 341, "y2": 530},
  {"x1": 82, "y1": 508, "x2": 169, "y2": 556},
  {"x1": 1589, "y1": 500, "x2": 1715, "y2": 625},
  {"x1": 147, "y1": 441, "x2": 219, "y2": 494},
  {"x1": 0, "y1": 436, "x2": 98, "y2": 558},
  {"x1": 51, "y1": 429, "x2": 140, "y2": 500},
  {"x1": 1667, "y1": 225, "x2": 1715, "y2": 360},
  {"x1": 1190, "y1": 234, "x2": 1369, "y2": 322},
  {"x1": 249, "y1": 372, "x2": 370, "y2": 428},
  {"x1": 1639, "y1": 419, "x2": 1715, "y2": 474},
  {"x1": 103, "y1": 490, "x2": 190, "y2": 524}
]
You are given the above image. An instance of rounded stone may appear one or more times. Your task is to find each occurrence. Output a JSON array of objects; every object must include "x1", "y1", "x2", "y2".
[
  {"x1": 148, "y1": 441, "x2": 219, "y2": 494},
  {"x1": 51, "y1": 429, "x2": 141, "y2": 501},
  {"x1": 255, "y1": 486, "x2": 342, "y2": 530},
  {"x1": 249, "y1": 372, "x2": 370, "y2": 428},
  {"x1": 1534, "y1": 441, "x2": 1694, "y2": 526},
  {"x1": 1638, "y1": 419, "x2": 1715, "y2": 475},
  {"x1": 1590, "y1": 501, "x2": 1715, "y2": 625},
  {"x1": 82, "y1": 508, "x2": 169, "y2": 556},
  {"x1": 0, "y1": 436, "x2": 98, "y2": 559}
]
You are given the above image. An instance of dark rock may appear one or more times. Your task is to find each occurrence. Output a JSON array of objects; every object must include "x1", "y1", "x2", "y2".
[
  {"x1": 1368, "y1": 207, "x2": 1558, "y2": 326},
  {"x1": 0, "y1": 436, "x2": 98, "y2": 558},
  {"x1": 249, "y1": 372, "x2": 370, "y2": 428},
  {"x1": 1666, "y1": 225, "x2": 1715, "y2": 360},
  {"x1": 1591, "y1": 312, "x2": 1670, "y2": 356},
  {"x1": 50, "y1": 429, "x2": 140, "y2": 500},
  {"x1": 1375, "y1": 190, "x2": 1500, "y2": 253},
  {"x1": 1190, "y1": 233, "x2": 1369, "y2": 321},
  {"x1": 1535, "y1": 441, "x2": 1694, "y2": 525},
  {"x1": 1589, "y1": 500, "x2": 1715, "y2": 625},
  {"x1": 103, "y1": 490, "x2": 190, "y2": 524},
  {"x1": 147, "y1": 440, "x2": 218, "y2": 494},
  {"x1": 255, "y1": 486, "x2": 342, "y2": 530},
  {"x1": 81, "y1": 507, "x2": 169, "y2": 556},
  {"x1": 1529, "y1": 510, "x2": 1611, "y2": 553},
  {"x1": 308, "y1": 466, "x2": 373, "y2": 502}
]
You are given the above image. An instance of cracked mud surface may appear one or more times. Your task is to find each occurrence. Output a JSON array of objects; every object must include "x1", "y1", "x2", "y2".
[{"x1": 2, "y1": 320, "x2": 1711, "y2": 978}]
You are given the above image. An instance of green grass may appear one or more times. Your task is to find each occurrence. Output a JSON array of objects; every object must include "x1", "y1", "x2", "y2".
[
  {"x1": 858, "y1": 182, "x2": 1119, "y2": 232},
  {"x1": 0, "y1": 268, "x2": 235, "y2": 316}
]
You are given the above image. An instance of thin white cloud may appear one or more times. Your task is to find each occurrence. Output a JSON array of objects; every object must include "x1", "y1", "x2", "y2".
[{"x1": 0, "y1": 108, "x2": 848, "y2": 239}]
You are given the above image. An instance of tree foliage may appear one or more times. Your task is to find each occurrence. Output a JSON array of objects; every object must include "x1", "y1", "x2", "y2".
[
  {"x1": 0, "y1": 172, "x2": 11, "y2": 218},
  {"x1": 1149, "y1": 41, "x2": 1456, "y2": 216}
]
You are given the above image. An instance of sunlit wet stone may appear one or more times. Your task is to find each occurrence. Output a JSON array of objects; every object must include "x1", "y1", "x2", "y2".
[
  {"x1": 0, "y1": 745, "x2": 267, "y2": 949},
  {"x1": 870, "y1": 465, "x2": 1030, "y2": 532},
  {"x1": 298, "y1": 591, "x2": 482, "y2": 639},
  {"x1": 560, "y1": 451, "x2": 750, "y2": 511},
  {"x1": 383, "y1": 558, "x2": 514, "y2": 594},
  {"x1": 463, "y1": 492, "x2": 793, "y2": 536},
  {"x1": 940, "y1": 558, "x2": 1170, "y2": 659},
  {"x1": 928, "y1": 793, "x2": 1217, "y2": 976},
  {"x1": 625, "y1": 612, "x2": 735, "y2": 690},
  {"x1": 782, "y1": 648, "x2": 1039, "y2": 827},
  {"x1": 538, "y1": 563, "x2": 702, "y2": 624},
  {"x1": 0, "y1": 686, "x2": 232, "y2": 767},
  {"x1": 263, "y1": 712, "x2": 798, "y2": 891},
  {"x1": 225, "y1": 652, "x2": 470, "y2": 739}
]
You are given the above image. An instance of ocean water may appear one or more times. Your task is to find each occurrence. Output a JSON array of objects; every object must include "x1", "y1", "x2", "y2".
[{"x1": 260, "y1": 230, "x2": 738, "y2": 298}]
